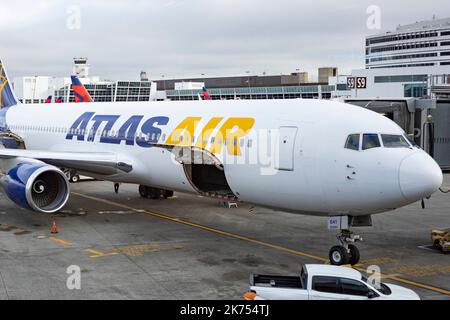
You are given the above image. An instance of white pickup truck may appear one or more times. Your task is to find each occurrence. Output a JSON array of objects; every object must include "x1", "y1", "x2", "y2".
[{"x1": 244, "y1": 264, "x2": 420, "y2": 300}]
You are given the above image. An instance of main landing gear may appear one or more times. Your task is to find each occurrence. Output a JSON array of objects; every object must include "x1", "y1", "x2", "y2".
[
  {"x1": 329, "y1": 229, "x2": 362, "y2": 266},
  {"x1": 139, "y1": 185, "x2": 174, "y2": 199}
]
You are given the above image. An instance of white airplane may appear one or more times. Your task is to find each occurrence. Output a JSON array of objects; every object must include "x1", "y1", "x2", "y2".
[{"x1": 0, "y1": 59, "x2": 443, "y2": 265}]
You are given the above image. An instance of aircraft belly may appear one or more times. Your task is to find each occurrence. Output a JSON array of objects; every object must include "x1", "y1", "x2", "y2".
[{"x1": 223, "y1": 163, "x2": 328, "y2": 213}]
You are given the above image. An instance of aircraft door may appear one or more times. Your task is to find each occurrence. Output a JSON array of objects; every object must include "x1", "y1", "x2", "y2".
[{"x1": 276, "y1": 126, "x2": 298, "y2": 171}]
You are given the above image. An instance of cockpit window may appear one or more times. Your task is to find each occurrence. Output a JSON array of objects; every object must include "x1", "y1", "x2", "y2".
[
  {"x1": 345, "y1": 134, "x2": 360, "y2": 151},
  {"x1": 381, "y1": 134, "x2": 411, "y2": 148},
  {"x1": 362, "y1": 134, "x2": 381, "y2": 150}
]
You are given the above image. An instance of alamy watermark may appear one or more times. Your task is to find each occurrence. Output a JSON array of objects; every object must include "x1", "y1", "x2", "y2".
[
  {"x1": 367, "y1": 265, "x2": 382, "y2": 290},
  {"x1": 66, "y1": 265, "x2": 81, "y2": 290},
  {"x1": 167, "y1": 127, "x2": 285, "y2": 176},
  {"x1": 366, "y1": 5, "x2": 381, "y2": 30},
  {"x1": 66, "y1": 5, "x2": 81, "y2": 30}
]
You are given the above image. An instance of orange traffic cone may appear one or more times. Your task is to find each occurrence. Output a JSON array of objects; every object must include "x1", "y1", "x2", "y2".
[{"x1": 51, "y1": 220, "x2": 58, "y2": 234}]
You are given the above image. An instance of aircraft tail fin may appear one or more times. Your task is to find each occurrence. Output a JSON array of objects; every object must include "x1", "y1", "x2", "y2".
[
  {"x1": 0, "y1": 58, "x2": 19, "y2": 108},
  {"x1": 71, "y1": 75, "x2": 93, "y2": 102},
  {"x1": 202, "y1": 87, "x2": 211, "y2": 100}
]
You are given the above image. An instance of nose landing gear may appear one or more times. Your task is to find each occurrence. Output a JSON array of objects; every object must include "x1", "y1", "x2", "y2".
[{"x1": 329, "y1": 230, "x2": 362, "y2": 266}]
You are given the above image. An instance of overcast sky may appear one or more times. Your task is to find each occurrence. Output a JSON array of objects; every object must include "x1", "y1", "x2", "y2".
[{"x1": 2, "y1": 0, "x2": 450, "y2": 81}]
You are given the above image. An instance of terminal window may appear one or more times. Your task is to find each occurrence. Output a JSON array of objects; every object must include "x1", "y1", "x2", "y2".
[{"x1": 375, "y1": 75, "x2": 427, "y2": 83}]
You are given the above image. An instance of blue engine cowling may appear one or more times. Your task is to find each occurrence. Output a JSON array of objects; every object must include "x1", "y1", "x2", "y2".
[{"x1": 0, "y1": 163, "x2": 70, "y2": 213}]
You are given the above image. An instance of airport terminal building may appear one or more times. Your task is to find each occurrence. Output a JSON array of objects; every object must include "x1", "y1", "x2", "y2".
[
  {"x1": 156, "y1": 68, "x2": 337, "y2": 100},
  {"x1": 14, "y1": 58, "x2": 159, "y2": 104},
  {"x1": 54, "y1": 80, "x2": 158, "y2": 103},
  {"x1": 366, "y1": 17, "x2": 450, "y2": 69},
  {"x1": 330, "y1": 18, "x2": 450, "y2": 100}
]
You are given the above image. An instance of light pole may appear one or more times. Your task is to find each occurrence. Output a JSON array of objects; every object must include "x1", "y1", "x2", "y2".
[
  {"x1": 245, "y1": 71, "x2": 251, "y2": 100},
  {"x1": 246, "y1": 71, "x2": 251, "y2": 88},
  {"x1": 201, "y1": 73, "x2": 206, "y2": 89}
]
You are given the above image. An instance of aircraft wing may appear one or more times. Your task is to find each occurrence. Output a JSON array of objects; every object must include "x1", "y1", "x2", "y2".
[{"x1": 0, "y1": 149, "x2": 132, "y2": 175}]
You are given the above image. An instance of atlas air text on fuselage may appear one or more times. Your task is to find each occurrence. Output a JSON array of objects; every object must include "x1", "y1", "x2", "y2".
[{"x1": 65, "y1": 112, "x2": 255, "y2": 156}]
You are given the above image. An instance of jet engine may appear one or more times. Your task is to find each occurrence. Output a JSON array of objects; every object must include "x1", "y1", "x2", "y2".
[{"x1": 0, "y1": 163, "x2": 70, "y2": 213}]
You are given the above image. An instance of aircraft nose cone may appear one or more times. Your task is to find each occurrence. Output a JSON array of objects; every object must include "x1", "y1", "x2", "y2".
[{"x1": 399, "y1": 152, "x2": 443, "y2": 202}]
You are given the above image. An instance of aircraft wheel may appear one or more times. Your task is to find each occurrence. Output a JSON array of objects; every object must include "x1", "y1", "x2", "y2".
[
  {"x1": 348, "y1": 244, "x2": 360, "y2": 265},
  {"x1": 147, "y1": 187, "x2": 162, "y2": 199},
  {"x1": 139, "y1": 185, "x2": 149, "y2": 198},
  {"x1": 70, "y1": 175, "x2": 80, "y2": 183},
  {"x1": 433, "y1": 239, "x2": 441, "y2": 249},
  {"x1": 329, "y1": 245, "x2": 350, "y2": 265},
  {"x1": 163, "y1": 190, "x2": 174, "y2": 198}
]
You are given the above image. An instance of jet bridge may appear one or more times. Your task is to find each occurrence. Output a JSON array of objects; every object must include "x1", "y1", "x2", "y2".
[{"x1": 430, "y1": 99, "x2": 450, "y2": 170}]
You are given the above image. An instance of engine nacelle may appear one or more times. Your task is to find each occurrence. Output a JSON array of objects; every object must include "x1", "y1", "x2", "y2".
[{"x1": 0, "y1": 163, "x2": 70, "y2": 213}]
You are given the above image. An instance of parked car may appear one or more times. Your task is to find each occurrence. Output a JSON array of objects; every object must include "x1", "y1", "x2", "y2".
[{"x1": 243, "y1": 264, "x2": 420, "y2": 300}]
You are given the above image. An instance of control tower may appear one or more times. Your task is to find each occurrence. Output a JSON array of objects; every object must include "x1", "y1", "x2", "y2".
[{"x1": 73, "y1": 58, "x2": 89, "y2": 78}]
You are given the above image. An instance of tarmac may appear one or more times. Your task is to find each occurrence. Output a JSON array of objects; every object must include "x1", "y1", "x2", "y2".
[{"x1": 0, "y1": 175, "x2": 449, "y2": 300}]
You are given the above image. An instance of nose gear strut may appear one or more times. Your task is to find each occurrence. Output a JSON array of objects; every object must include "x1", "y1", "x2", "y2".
[{"x1": 329, "y1": 230, "x2": 362, "y2": 266}]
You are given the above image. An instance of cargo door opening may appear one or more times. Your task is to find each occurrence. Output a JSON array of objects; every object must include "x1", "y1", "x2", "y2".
[
  {"x1": 183, "y1": 163, "x2": 235, "y2": 198},
  {"x1": 169, "y1": 146, "x2": 236, "y2": 199}
]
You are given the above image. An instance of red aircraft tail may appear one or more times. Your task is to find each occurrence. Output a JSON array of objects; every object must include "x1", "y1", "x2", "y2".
[
  {"x1": 71, "y1": 75, "x2": 93, "y2": 102},
  {"x1": 202, "y1": 87, "x2": 211, "y2": 100}
]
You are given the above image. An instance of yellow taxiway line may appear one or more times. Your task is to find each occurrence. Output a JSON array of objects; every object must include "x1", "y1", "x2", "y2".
[
  {"x1": 72, "y1": 192, "x2": 450, "y2": 296},
  {"x1": 48, "y1": 236, "x2": 72, "y2": 246},
  {"x1": 85, "y1": 248, "x2": 118, "y2": 258}
]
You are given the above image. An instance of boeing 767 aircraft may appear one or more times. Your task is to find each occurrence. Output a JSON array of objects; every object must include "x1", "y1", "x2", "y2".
[{"x1": 0, "y1": 59, "x2": 443, "y2": 265}]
